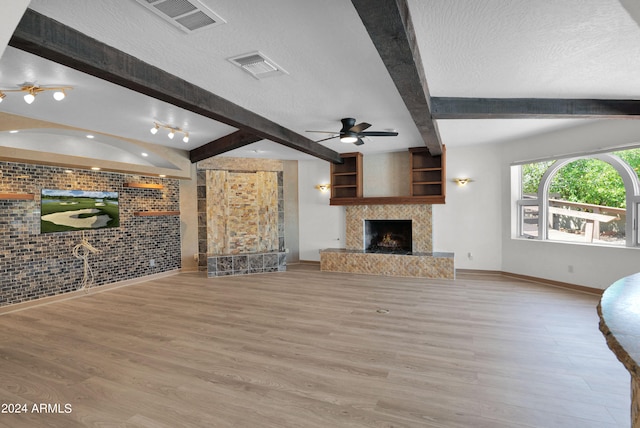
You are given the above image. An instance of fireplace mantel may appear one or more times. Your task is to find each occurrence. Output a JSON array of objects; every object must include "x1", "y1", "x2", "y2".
[{"x1": 330, "y1": 195, "x2": 445, "y2": 206}]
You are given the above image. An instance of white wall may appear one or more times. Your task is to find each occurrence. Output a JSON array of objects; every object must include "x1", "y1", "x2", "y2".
[
  {"x1": 0, "y1": 0, "x2": 29, "y2": 60},
  {"x1": 298, "y1": 159, "x2": 345, "y2": 261},
  {"x1": 432, "y1": 144, "x2": 502, "y2": 270},
  {"x1": 500, "y1": 120, "x2": 640, "y2": 289}
]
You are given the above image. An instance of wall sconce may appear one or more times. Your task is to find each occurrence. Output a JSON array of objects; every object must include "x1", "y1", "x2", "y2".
[
  {"x1": 315, "y1": 184, "x2": 330, "y2": 192},
  {"x1": 453, "y1": 178, "x2": 473, "y2": 186},
  {"x1": 0, "y1": 83, "x2": 72, "y2": 104},
  {"x1": 150, "y1": 121, "x2": 189, "y2": 143}
]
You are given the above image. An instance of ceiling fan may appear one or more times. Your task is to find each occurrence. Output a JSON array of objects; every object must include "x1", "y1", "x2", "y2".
[{"x1": 307, "y1": 118, "x2": 398, "y2": 146}]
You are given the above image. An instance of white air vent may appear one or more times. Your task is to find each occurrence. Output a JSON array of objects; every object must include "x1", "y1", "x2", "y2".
[
  {"x1": 134, "y1": 0, "x2": 226, "y2": 33},
  {"x1": 228, "y1": 51, "x2": 288, "y2": 80}
]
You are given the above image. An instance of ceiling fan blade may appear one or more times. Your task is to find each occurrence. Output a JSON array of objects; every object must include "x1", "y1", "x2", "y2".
[
  {"x1": 353, "y1": 138, "x2": 365, "y2": 146},
  {"x1": 350, "y1": 122, "x2": 371, "y2": 133},
  {"x1": 314, "y1": 135, "x2": 339, "y2": 143},
  {"x1": 306, "y1": 130, "x2": 337, "y2": 134},
  {"x1": 359, "y1": 131, "x2": 398, "y2": 137}
]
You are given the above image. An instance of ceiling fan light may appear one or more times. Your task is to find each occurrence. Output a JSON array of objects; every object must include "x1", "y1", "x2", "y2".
[
  {"x1": 23, "y1": 92, "x2": 35, "y2": 104},
  {"x1": 340, "y1": 135, "x2": 358, "y2": 143},
  {"x1": 53, "y1": 90, "x2": 65, "y2": 101}
]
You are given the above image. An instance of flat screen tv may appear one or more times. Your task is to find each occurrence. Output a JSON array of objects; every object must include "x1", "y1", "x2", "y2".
[{"x1": 40, "y1": 189, "x2": 119, "y2": 233}]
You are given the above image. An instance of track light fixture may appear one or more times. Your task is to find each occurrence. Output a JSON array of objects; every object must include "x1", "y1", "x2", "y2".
[
  {"x1": 0, "y1": 83, "x2": 72, "y2": 104},
  {"x1": 149, "y1": 122, "x2": 190, "y2": 143}
]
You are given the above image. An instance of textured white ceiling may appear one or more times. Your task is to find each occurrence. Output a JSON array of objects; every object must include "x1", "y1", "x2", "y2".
[{"x1": 1, "y1": 0, "x2": 639, "y2": 164}]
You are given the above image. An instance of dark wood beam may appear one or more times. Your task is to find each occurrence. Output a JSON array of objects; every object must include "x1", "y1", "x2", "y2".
[
  {"x1": 9, "y1": 9, "x2": 342, "y2": 164},
  {"x1": 431, "y1": 97, "x2": 640, "y2": 119},
  {"x1": 350, "y1": 0, "x2": 443, "y2": 155},
  {"x1": 190, "y1": 130, "x2": 263, "y2": 163}
]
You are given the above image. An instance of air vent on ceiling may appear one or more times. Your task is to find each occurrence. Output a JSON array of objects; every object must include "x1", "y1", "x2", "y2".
[
  {"x1": 228, "y1": 51, "x2": 289, "y2": 80},
  {"x1": 134, "y1": 0, "x2": 226, "y2": 33}
]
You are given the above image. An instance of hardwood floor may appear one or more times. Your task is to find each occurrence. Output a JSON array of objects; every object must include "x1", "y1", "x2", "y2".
[{"x1": 0, "y1": 265, "x2": 630, "y2": 427}]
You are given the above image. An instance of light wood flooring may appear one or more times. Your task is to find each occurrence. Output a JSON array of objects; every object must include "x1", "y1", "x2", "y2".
[{"x1": 0, "y1": 265, "x2": 630, "y2": 427}]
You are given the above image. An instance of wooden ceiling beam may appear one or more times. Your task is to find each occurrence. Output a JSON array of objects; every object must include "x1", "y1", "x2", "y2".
[
  {"x1": 9, "y1": 9, "x2": 343, "y2": 164},
  {"x1": 431, "y1": 97, "x2": 640, "y2": 119},
  {"x1": 351, "y1": 0, "x2": 443, "y2": 155},
  {"x1": 190, "y1": 130, "x2": 263, "y2": 163}
]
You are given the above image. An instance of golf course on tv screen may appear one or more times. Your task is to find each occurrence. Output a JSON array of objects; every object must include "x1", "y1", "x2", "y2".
[{"x1": 41, "y1": 189, "x2": 120, "y2": 233}]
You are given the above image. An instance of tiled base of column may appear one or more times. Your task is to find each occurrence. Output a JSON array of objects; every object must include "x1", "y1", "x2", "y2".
[{"x1": 208, "y1": 252, "x2": 286, "y2": 277}]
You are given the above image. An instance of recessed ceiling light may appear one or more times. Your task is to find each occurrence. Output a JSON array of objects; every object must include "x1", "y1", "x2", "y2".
[
  {"x1": 64, "y1": 169, "x2": 73, "y2": 174},
  {"x1": 86, "y1": 134, "x2": 95, "y2": 139},
  {"x1": 9, "y1": 130, "x2": 19, "y2": 134},
  {"x1": 159, "y1": 174, "x2": 166, "y2": 178},
  {"x1": 141, "y1": 152, "x2": 149, "y2": 157},
  {"x1": 91, "y1": 167, "x2": 101, "y2": 171}
]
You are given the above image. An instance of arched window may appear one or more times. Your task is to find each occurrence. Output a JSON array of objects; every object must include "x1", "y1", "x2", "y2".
[{"x1": 516, "y1": 149, "x2": 640, "y2": 247}]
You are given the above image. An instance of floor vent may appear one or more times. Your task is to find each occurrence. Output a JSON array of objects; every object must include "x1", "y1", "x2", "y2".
[
  {"x1": 134, "y1": 0, "x2": 226, "y2": 33},
  {"x1": 228, "y1": 51, "x2": 288, "y2": 80}
]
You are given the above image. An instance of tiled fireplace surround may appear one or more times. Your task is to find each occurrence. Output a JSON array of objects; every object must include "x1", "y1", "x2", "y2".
[{"x1": 320, "y1": 204, "x2": 455, "y2": 279}]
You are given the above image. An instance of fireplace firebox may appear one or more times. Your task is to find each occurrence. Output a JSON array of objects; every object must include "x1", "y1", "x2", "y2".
[{"x1": 364, "y1": 220, "x2": 412, "y2": 254}]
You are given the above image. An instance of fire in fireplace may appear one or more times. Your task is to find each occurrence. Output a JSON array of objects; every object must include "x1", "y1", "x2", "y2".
[{"x1": 364, "y1": 219, "x2": 412, "y2": 254}]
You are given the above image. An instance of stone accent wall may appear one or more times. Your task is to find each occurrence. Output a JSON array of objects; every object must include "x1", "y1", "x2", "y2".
[
  {"x1": 0, "y1": 161, "x2": 181, "y2": 307},
  {"x1": 197, "y1": 158, "x2": 285, "y2": 273},
  {"x1": 346, "y1": 204, "x2": 432, "y2": 252},
  {"x1": 205, "y1": 170, "x2": 279, "y2": 255}
]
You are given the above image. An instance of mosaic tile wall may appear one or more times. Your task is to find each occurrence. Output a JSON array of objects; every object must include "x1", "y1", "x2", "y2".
[
  {"x1": 346, "y1": 204, "x2": 433, "y2": 252},
  {"x1": 196, "y1": 160, "x2": 285, "y2": 272},
  {"x1": 0, "y1": 161, "x2": 181, "y2": 307}
]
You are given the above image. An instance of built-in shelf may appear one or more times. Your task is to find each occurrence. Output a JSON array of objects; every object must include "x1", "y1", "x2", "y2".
[
  {"x1": 133, "y1": 211, "x2": 180, "y2": 217},
  {"x1": 410, "y1": 146, "x2": 446, "y2": 198},
  {"x1": 329, "y1": 146, "x2": 446, "y2": 206},
  {"x1": 330, "y1": 152, "x2": 363, "y2": 200},
  {"x1": 123, "y1": 183, "x2": 163, "y2": 189},
  {"x1": 0, "y1": 193, "x2": 35, "y2": 200}
]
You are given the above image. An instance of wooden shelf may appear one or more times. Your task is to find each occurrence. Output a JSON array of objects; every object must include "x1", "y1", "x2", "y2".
[
  {"x1": 0, "y1": 193, "x2": 35, "y2": 200},
  {"x1": 133, "y1": 211, "x2": 180, "y2": 217},
  {"x1": 331, "y1": 152, "x2": 363, "y2": 199},
  {"x1": 123, "y1": 182, "x2": 163, "y2": 189},
  {"x1": 410, "y1": 146, "x2": 446, "y2": 198}
]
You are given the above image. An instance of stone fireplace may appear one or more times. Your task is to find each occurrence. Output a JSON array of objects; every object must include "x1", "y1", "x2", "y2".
[
  {"x1": 346, "y1": 204, "x2": 432, "y2": 252},
  {"x1": 364, "y1": 219, "x2": 412, "y2": 254},
  {"x1": 320, "y1": 204, "x2": 454, "y2": 279}
]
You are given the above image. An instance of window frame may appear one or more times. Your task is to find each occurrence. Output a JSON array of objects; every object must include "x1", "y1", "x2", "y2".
[{"x1": 515, "y1": 152, "x2": 640, "y2": 247}]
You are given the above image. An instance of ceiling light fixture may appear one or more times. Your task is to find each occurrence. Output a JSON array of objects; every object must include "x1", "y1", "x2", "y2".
[
  {"x1": 340, "y1": 134, "x2": 358, "y2": 144},
  {"x1": 0, "y1": 83, "x2": 73, "y2": 104},
  {"x1": 150, "y1": 121, "x2": 190, "y2": 143}
]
